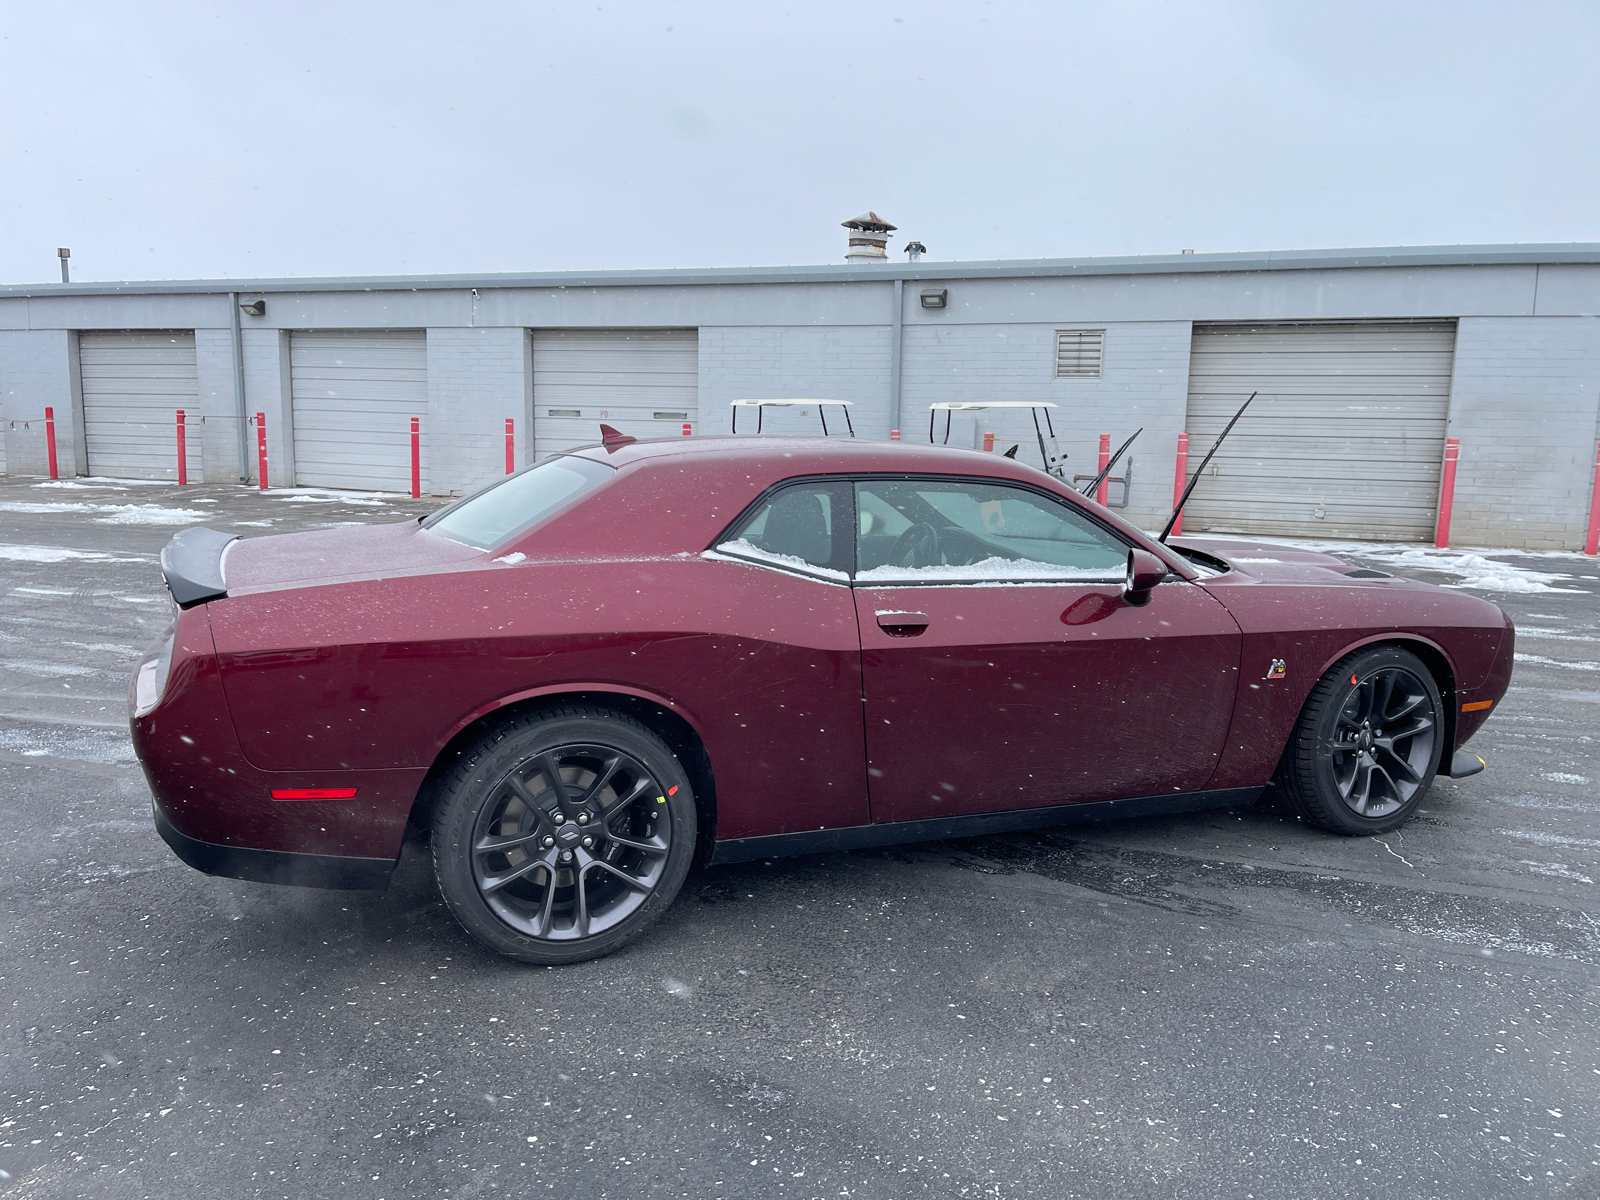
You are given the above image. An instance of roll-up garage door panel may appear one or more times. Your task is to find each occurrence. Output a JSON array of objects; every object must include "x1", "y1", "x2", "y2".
[
  {"x1": 290, "y1": 331, "x2": 426, "y2": 491},
  {"x1": 79, "y1": 331, "x2": 201, "y2": 481},
  {"x1": 1182, "y1": 322, "x2": 1455, "y2": 541},
  {"x1": 532, "y1": 330, "x2": 698, "y2": 461}
]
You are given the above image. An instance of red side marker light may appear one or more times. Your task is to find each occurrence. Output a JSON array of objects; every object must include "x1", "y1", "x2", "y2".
[
  {"x1": 1461, "y1": 700, "x2": 1494, "y2": 712},
  {"x1": 271, "y1": 788, "x2": 358, "y2": 801},
  {"x1": 667, "y1": 786, "x2": 679, "y2": 796}
]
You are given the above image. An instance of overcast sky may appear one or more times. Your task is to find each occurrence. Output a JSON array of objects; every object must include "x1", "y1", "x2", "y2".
[{"x1": 2, "y1": 0, "x2": 1597, "y2": 284}]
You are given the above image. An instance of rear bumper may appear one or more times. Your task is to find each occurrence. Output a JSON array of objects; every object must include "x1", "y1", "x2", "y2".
[{"x1": 154, "y1": 804, "x2": 395, "y2": 891}]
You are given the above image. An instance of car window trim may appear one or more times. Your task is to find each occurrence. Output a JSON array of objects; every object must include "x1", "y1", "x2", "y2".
[{"x1": 709, "y1": 471, "x2": 1141, "y2": 588}]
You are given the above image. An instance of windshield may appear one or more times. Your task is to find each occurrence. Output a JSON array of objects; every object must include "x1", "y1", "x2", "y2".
[{"x1": 422, "y1": 456, "x2": 614, "y2": 550}]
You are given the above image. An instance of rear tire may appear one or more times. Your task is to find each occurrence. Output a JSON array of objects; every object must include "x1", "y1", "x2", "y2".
[
  {"x1": 431, "y1": 705, "x2": 696, "y2": 964},
  {"x1": 1276, "y1": 646, "x2": 1444, "y2": 836}
]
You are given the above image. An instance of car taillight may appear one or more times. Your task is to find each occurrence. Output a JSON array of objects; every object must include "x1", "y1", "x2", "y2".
[{"x1": 134, "y1": 628, "x2": 176, "y2": 718}]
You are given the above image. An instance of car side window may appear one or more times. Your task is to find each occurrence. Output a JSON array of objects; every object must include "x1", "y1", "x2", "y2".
[
  {"x1": 854, "y1": 478, "x2": 1129, "y2": 582},
  {"x1": 716, "y1": 481, "x2": 854, "y2": 579}
]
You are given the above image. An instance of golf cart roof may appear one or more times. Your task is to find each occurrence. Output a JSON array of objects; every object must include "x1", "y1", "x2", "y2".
[
  {"x1": 731, "y1": 398, "x2": 855, "y2": 407},
  {"x1": 928, "y1": 401, "x2": 1059, "y2": 411}
]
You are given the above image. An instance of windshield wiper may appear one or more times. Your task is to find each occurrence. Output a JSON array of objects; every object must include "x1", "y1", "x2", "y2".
[
  {"x1": 1079, "y1": 428, "x2": 1142, "y2": 499},
  {"x1": 1159, "y1": 393, "x2": 1257, "y2": 543}
]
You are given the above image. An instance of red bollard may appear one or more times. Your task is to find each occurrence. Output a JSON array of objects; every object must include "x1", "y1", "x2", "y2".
[
  {"x1": 1170, "y1": 433, "x2": 1189, "y2": 537},
  {"x1": 1586, "y1": 443, "x2": 1600, "y2": 556},
  {"x1": 255, "y1": 412, "x2": 269, "y2": 490},
  {"x1": 505, "y1": 418, "x2": 515, "y2": 475},
  {"x1": 890, "y1": 429, "x2": 901, "y2": 442},
  {"x1": 682, "y1": 422, "x2": 692, "y2": 437},
  {"x1": 176, "y1": 409, "x2": 187, "y2": 486},
  {"x1": 410, "y1": 417, "x2": 421, "y2": 499},
  {"x1": 1435, "y1": 437, "x2": 1460, "y2": 549},
  {"x1": 44, "y1": 406, "x2": 58, "y2": 480},
  {"x1": 982, "y1": 431, "x2": 995, "y2": 452},
  {"x1": 1096, "y1": 433, "x2": 1111, "y2": 506}
]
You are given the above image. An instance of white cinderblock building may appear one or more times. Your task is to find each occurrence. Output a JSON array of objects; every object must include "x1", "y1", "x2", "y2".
[{"x1": 2, "y1": 243, "x2": 1598, "y2": 548}]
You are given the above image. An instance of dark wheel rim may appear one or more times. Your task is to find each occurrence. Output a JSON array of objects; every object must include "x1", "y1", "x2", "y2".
[
  {"x1": 471, "y1": 744, "x2": 673, "y2": 941},
  {"x1": 1329, "y1": 667, "x2": 1438, "y2": 819}
]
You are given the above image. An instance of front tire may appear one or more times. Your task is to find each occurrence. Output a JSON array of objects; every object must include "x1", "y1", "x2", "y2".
[
  {"x1": 1276, "y1": 646, "x2": 1444, "y2": 836},
  {"x1": 431, "y1": 705, "x2": 696, "y2": 964}
]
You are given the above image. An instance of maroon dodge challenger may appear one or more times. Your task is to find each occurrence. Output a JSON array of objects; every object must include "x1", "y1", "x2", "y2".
[{"x1": 132, "y1": 435, "x2": 1513, "y2": 964}]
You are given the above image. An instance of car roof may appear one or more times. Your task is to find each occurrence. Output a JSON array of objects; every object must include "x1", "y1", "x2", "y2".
[{"x1": 568, "y1": 434, "x2": 1062, "y2": 485}]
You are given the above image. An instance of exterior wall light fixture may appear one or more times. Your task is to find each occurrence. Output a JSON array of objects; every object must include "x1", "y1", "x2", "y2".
[
  {"x1": 920, "y1": 289, "x2": 948, "y2": 309},
  {"x1": 240, "y1": 299, "x2": 267, "y2": 317}
]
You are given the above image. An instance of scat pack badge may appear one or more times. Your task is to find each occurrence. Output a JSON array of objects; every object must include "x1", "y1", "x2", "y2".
[{"x1": 1265, "y1": 658, "x2": 1287, "y2": 680}]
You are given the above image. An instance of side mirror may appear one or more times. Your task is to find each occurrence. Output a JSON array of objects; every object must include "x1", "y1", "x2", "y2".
[{"x1": 1124, "y1": 548, "x2": 1166, "y2": 606}]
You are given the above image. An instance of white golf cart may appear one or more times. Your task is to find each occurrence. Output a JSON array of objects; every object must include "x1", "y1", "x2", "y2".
[
  {"x1": 730, "y1": 398, "x2": 856, "y2": 437},
  {"x1": 928, "y1": 401, "x2": 1067, "y2": 480}
]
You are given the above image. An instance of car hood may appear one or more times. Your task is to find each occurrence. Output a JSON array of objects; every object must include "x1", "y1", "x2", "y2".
[
  {"x1": 1168, "y1": 536, "x2": 1419, "y2": 587},
  {"x1": 222, "y1": 519, "x2": 484, "y2": 595}
]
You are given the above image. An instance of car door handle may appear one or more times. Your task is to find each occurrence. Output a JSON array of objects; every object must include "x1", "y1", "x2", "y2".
[{"x1": 875, "y1": 610, "x2": 930, "y2": 637}]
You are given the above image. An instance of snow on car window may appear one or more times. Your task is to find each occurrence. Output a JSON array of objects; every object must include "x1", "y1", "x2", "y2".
[
  {"x1": 855, "y1": 479, "x2": 1127, "y2": 581},
  {"x1": 856, "y1": 557, "x2": 1119, "y2": 583},
  {"x1": 720, "y1": 482, "x2": 854, "y2": 576},
  {"x1": 709, "y1": 539, "x2": 850, "y2": 582},
  {"x1": 422, "y1": 456, "x2": 614, "y2": 550}
]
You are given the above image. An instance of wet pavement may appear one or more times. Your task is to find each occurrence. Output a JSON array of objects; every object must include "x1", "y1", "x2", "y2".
[{"x1": 0, "y1": 473, "x2": 1596, "y2": 1200}]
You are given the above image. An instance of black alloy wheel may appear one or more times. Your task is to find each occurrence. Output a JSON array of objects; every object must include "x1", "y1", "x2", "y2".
[
  {"x1": 1327, "y1": 667, "x2": 1439, "y2": 819},
  {"x1": 1276, "y1": 646, "x2": 1445, "y2": 835},
  {"x1": 433, "y1": 706, "x2": 696, "y2": 964},
  {"x1": 473, "y1": 744, "x2": 672, "y2": 939}
]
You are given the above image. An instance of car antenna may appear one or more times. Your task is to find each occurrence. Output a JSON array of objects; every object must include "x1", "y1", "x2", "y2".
[
  {"x1": 1001, "y1": 444, "x2": 1019, "y2": 459},
  {"x1": 1079, "y1": 427, "x2": 1142, "y2": 498},
  {"x1": 1159, "y1": 393, "x2": 1257, "y2": 543},
  {"x1": 599, "y1": 423, "x2": 636, "y2": 450}
]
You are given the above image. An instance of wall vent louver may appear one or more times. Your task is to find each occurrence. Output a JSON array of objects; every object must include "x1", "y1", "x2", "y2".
[{"x1": 1054, "y1": 329, "x2": 1105, "y2": 379}]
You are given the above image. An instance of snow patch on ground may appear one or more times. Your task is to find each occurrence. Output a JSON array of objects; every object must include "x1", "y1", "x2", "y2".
[
  {"x1": 63, "y1": 642, "x2": 140, "y2": 656},
  {"x1": 1499, "y1": 828, "x2": 1600, "y2": 850},
  {"x1": 32, "y1": 477, "x2": 167, "y2": 489},
  {"x1": 1537, "y1": 771, "x2": 1591, "y2": 785},
  {"x1": 1495, "y1": 793, "x2": 1600, "y2": 815},
  {"x1": 0, "y1": 544, "x2": 144, "y2": 564},
  {"x1": 270, "y1": 488, "x2": 394, "y2": 506},
  {"x1": 0, "y1": 724, "x2": 135, "y2": 763},
  {"x1": 0, "y1": 500, "x2": 208, "y2": 525},
  {"x1": 0, "y1": 659, "x2": 106, "y2": 679},
  {"x1": 1521, "y1": 861, "x2": 1594, "y2": 884},
  {"x1": 1515, "y1": 653, "x2": 1600, "y2": 672},
  {"x1": 92, "y1": 504, "x2": 211, "y2": 525}
]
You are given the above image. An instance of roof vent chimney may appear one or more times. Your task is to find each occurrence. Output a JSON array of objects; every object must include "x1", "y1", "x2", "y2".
[{"x1": 842, "y1": 211, "x2": 896, "y2": 263}]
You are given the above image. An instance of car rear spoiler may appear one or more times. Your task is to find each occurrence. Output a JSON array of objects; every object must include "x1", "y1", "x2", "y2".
[{"x1": 160, "y1": 527, "x2": 239, "y2": 608}]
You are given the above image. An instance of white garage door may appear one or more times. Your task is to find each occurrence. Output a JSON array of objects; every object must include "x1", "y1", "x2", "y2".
[
  {"x1": 1182, "y1": 322, "x2": 1456, "y2": 541},
  {"x1": 532, "y1": 330, "x2": 698, "y2": 461},
  {"x1": 290, "y1": 331, "x2": 427, "y2": 491},
  {"x1": 79, "y1": 331, "x2": 201, "y2": 481}
]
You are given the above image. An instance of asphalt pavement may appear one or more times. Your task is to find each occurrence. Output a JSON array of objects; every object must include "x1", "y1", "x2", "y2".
[{"x1": 0, "y1": 473, "x2": 1596, "y2": 1200}]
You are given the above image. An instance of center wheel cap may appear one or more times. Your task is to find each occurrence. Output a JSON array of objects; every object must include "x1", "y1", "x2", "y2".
[{"x1": 554, "y1": 822, "x2": 584, "y2": 849}]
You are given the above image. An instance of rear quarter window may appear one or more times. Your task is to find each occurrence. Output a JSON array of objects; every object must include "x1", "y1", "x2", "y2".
[{"x1": 423, "y1": 456, "x2": 614, "y2": 550}]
